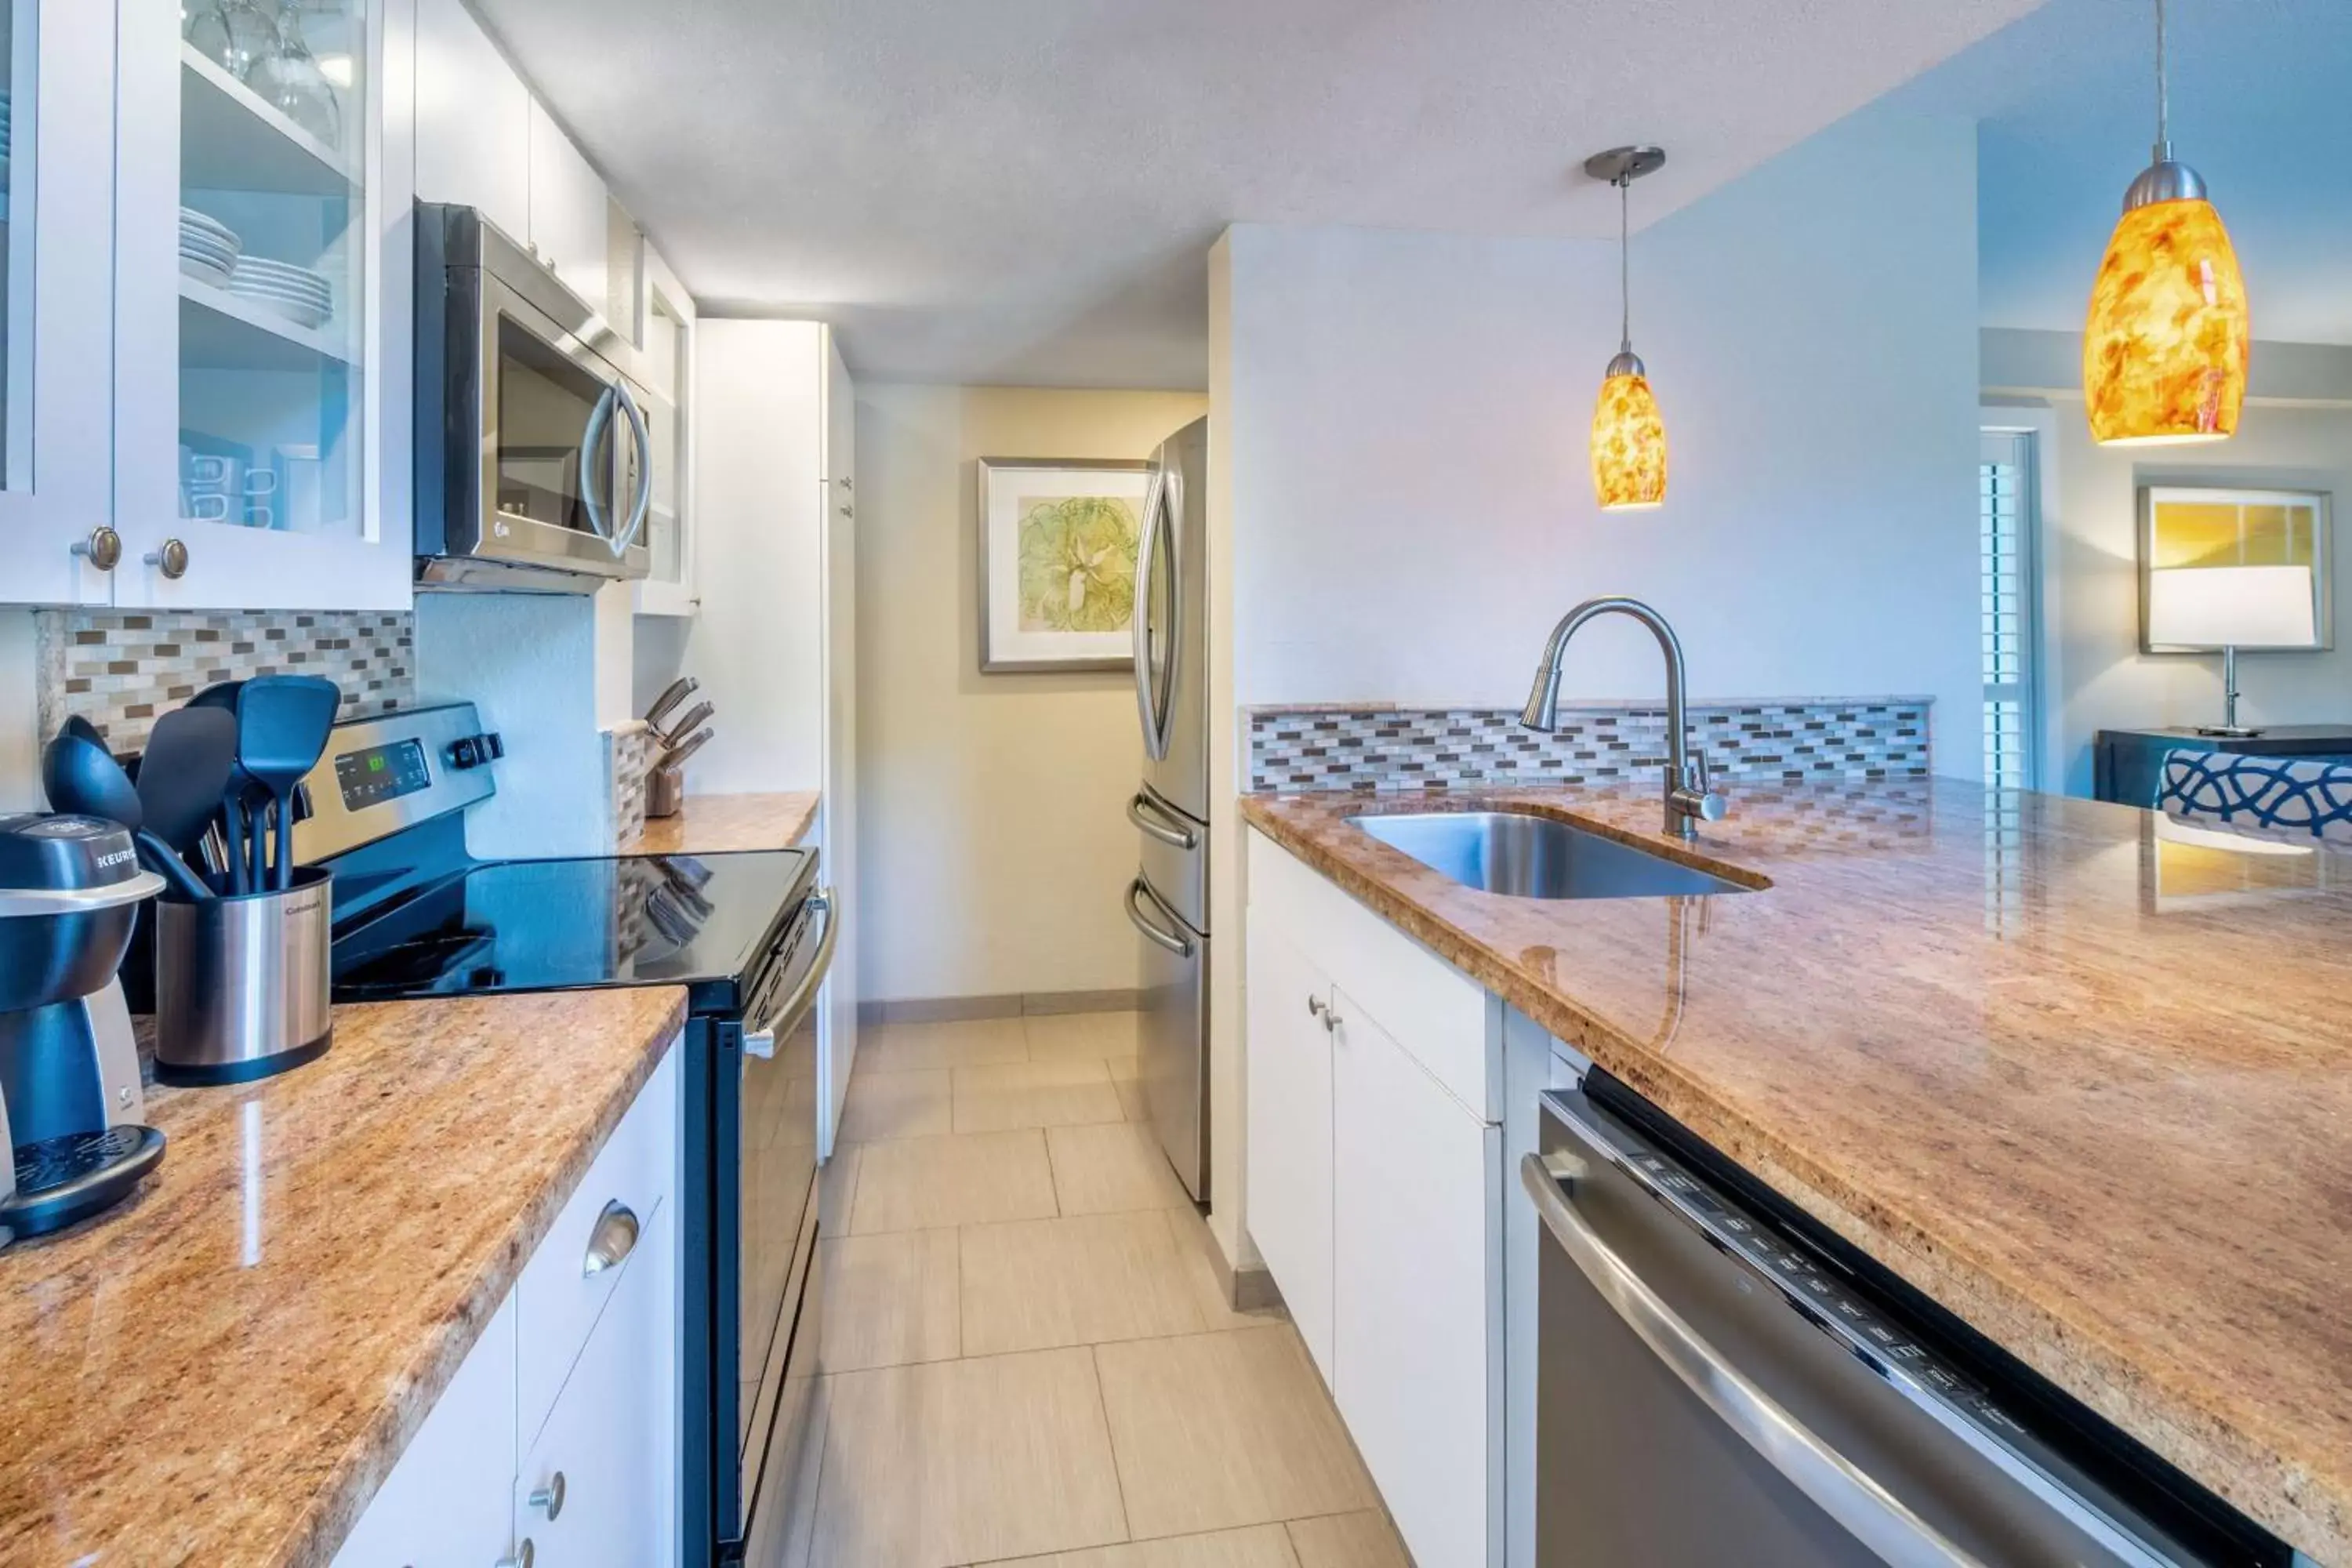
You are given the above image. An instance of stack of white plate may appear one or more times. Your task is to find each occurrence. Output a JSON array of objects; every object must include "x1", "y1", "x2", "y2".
[
  {"x1": 2, "y1": 91, "x2": 16, "y2": 187},
  {"x1": 227, "y1": 255, "x2": 333, "y2": 330},
  {"x1": 180, "y1": 207, "x2": 241, "y2": 287}
]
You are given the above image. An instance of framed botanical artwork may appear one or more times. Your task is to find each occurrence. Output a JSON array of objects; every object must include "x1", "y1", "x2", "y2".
[
  {"x1": 2139, "y1": 485, "x2": 2333, "y2": 653},
  {"x1": 975, "y1": 456, "x2": 1151, "y2": 673}
]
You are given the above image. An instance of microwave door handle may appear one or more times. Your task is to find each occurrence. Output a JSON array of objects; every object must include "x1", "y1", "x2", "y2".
[
  {"x1": 1518, "y1": 1154, "x2": 1981, "y2": 1568},
  {"x1": 579, "y1": 386, "x2": 619, "y2": 539},
  {"x1": 1132, "y1": 467, "x2": 1167, "y2": 760},
  {"x1": 610, "y1": 382, "x2": 654, "y2": 557}
]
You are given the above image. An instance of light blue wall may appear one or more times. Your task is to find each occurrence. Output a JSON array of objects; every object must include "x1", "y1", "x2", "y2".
[{"x1": 1221, "y1": 104, "x2": 1987, "y2": 777}]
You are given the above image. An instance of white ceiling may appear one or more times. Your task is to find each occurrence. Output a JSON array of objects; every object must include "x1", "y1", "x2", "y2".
[{"x1": 473, "y1": 0, "x2": 2047, "y2": 387}]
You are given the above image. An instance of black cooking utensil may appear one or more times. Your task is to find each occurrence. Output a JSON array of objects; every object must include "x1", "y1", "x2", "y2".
[
  {"x1": 235, "y1": 675, "x2": 341, "y2": 890},
  {"x1": 136, "y1": 706, "x2": 239, "y2": 893},
  {"x1": 41, "y1": 728, "x2": 209, "y2": 902},
  {"x1": 189, "y1": 681, "x2": 256, "y2": 893}
]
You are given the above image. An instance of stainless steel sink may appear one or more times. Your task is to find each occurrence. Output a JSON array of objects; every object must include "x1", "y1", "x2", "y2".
[{"x1": 1349, "y1": 810, "x2": 1751, "y2": 900}]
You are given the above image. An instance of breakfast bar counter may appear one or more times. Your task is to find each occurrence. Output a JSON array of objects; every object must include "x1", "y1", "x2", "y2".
[{"x1": 1243, "y1": 779, "x2": 2352, "y2": 1563}]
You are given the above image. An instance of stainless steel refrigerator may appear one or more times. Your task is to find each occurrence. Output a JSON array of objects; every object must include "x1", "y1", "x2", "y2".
[{"x1": 1124, "y1": 416, "x2": 1210, "y2": 1201}]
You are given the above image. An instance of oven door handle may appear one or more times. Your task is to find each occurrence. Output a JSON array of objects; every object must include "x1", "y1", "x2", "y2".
[
  {"x1": 1519, "y1": 1152, "x2": 1981, "y2": 1568},
  {"x1": 743, "y1": 887, "x2": 838, "y2": 1059}
]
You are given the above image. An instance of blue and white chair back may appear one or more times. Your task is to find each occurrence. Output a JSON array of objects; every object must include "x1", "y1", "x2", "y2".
[{"x1": 2157, "y1": 749, "x2": 2352, "y2": 843}]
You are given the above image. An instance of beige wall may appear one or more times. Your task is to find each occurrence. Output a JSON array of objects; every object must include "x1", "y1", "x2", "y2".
[{"x1": 855, "y1": 383, "x2": 1207, "y2": 1005}]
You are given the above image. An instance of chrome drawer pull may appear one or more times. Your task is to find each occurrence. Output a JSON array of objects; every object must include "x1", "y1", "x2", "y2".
[
  {"x1": 583, "y1": 1200, "x2": 640, "y2": 1276},
  {"x1": 495, "y1": 1542, "x2": 534, "y2": 1568},
  {"x1": 528, "y1": 1471, "x2": 566, "y2": 1521}
]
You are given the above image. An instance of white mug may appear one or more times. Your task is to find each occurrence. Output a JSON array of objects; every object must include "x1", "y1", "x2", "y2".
[
  {"x1": 187, "y1": 492, "x2": 232, "y2": 522},
  {"x1": 186, "y1": 453, "x2": 231, "y2": 486}
]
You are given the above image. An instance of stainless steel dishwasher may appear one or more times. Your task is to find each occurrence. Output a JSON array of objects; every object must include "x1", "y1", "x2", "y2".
[{"x1": 1524, "y1": 1082, "x2": 2298, "y2": 1567}]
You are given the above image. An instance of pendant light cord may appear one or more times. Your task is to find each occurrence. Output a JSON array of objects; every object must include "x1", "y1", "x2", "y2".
[
  {"x1": 2153, "y1": 0, "x2": 2170, "y2": 159},
  {"x1": 1617, "y1": 176, "x2": 1632, "y2": 354}
]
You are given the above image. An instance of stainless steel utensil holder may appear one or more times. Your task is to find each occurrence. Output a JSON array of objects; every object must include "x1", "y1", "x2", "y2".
[{"x1": 154, "y1": 867, "x2": 332, "y2": 1086}]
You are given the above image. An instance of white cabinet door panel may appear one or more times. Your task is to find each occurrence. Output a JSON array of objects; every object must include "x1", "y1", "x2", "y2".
[
  {"x1": 526, "y1": 100, "x2": 606, "y2": 310},
  {"x1": 1332, "y1": 992, "x2": 1500, "y2": 1568},
  {"x1": 1243, "y1": 917, "x2": 1336, "y2": 1383},
  {"x1": 413, "y1": 0, "x2": 528, "y2": 237},
  {"x1": 330, "y1": 1292, "x2": 517, "y2": 1567},
  {"x1": 516, "y1": 1196, "x2": 680, "y2": 1568},
  {"x1": 815, "y1": 328, "x2": 857, "y2": 1152}
]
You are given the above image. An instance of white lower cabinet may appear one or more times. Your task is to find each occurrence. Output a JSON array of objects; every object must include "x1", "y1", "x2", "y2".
[
  {"x1": 330, "y1": 1294, "x2": 517, "y2": 1568},
  {"x1": 1245, "y1": 831, "x2": 1504, "y2": 1568},
  {"x1": 516, "y1": 1194, "x2": 678, "y2": 1566},
  {"x1": 332, "y1": 1037, "x2": 681, "y2": 1568},
  {"x1": 1243, "y1": 918, "x2": 1338, "y2": 1382},
  {"x1": 1330, "y1": 994, "x2": 1501, "y2": 1568}
]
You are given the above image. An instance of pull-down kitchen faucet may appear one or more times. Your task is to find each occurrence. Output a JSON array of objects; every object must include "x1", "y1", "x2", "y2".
[{"x1": 1520, "y1": 596, "x2": 1726, "y2": 840}]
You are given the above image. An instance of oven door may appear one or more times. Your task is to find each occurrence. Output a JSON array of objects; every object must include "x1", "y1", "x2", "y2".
[{"x1": 715, "y1": 887, "x2": 839, "y2": 1559}]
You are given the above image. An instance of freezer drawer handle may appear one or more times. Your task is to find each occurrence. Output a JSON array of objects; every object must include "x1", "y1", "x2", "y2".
[
  {"x1": 1519, "y1": 1152, "x2": 1981, "y2": 1568},
  {"x1": 1127, "y1": 792, "x2": 1200, "y2": 850},
  {"x1": 1126, "y1": 877, "x2": 1196, "y2": 959}
]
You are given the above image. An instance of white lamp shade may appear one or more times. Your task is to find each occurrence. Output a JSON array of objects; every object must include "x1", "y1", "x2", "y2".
[{"x1": 2147, "y1": 564, "x2": 2318, "y2": 648}]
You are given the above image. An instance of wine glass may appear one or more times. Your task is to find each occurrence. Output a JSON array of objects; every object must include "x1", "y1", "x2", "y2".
[
  {"x1": 186, "y1": 0, "x2": 278, "y2": 81},
  {"x1": 246, "y1": 2, "x2": 342, "y2": 151}
]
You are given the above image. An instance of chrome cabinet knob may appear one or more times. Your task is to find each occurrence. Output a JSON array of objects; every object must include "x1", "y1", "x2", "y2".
[
  {"x1": 495, "y1": 1542, "x2": 534, "y2": 1568},
  {"x1": 144, "y1": 538, "x2": 190, "y2": 579},
  {"x1": 528, "y1": 1471, "x2": 566, "y2": 1520},
  {"x1": 1306, "y1": 995, "x2": 1341, "y2": 1032},
  {"x1": 71, "y1": 527, "x2": 122, "y2": 571},
  {"x1": 583, "y1": 1200, "x2": 640, "y2": 1276}
]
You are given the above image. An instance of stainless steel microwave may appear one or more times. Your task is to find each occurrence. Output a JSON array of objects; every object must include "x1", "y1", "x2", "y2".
[{"x1": 414, "y1": 202, "x2": 654, "y2": 592}]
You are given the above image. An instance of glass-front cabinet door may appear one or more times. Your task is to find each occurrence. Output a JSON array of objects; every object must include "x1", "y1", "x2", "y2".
[
  {"x1": 0, "y1": 1, "x2": 125, "y2": 604},
  {"x1": 633, "y1": 242, "x2": 695, "y2": 616},
  {"x1": 112, "y1": 0, "x2": 413, "y2": 609}
]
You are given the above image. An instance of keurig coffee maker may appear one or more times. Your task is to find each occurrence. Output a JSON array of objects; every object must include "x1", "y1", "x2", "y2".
[{"x1": 0, "y1": 812, "x2": 166, "y2": 1244}]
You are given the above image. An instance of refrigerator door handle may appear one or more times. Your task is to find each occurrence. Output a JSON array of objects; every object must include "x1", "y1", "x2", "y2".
[
  {"x1": 1125, "y1": 877, "x2": 1196, "y2": 958},
  {"x1": 1519, "y1": 1151, "x2": 1980, "y2": 1568},
  {"x1": 1133, "y1": 466, "x2": 1166, "y2": 757},
  {"x1": 1133, "y1": 465, "x2": 1178, "y2": 762},
  {"x1": 1128, "y1": 790, "x2": 1199, "y2": 850}
]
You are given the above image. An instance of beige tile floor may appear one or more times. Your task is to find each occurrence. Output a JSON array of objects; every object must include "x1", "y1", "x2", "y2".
[{"x1": 772, "y1": 1011, "x2": 1414, "y2": 1568}]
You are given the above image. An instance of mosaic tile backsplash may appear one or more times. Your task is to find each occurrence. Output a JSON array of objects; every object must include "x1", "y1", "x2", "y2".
[
  {"x1": 1247, "y1": 699, "x2": 1933, "y2": 793},
  {"x1": 35, "y1": 610, "x2": 415, "y2": 755}
]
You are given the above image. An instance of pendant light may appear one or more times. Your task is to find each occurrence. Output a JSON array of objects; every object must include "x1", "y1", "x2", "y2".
[
  {"x1": 2082, "y1": 0, "x2": 2247, "y2": 445},
  {"x1": 1586, "y1": 146, "x2": 1668, "y2": 510}
]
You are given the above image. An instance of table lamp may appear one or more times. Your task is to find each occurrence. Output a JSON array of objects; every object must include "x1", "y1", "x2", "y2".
[{"x1": 2146, "y1": 564, "x2": 2318, "y2": 736}]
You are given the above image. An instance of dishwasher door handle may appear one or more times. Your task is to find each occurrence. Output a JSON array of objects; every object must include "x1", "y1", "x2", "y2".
[{"x1": 1519, "y1": 1152, "x2": 1983, "y2": 1568}]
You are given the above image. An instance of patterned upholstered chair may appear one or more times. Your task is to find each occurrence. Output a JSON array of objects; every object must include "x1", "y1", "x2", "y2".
[{"x1": 2156, "y1": 748, "x2": 2352, "y2": 843}]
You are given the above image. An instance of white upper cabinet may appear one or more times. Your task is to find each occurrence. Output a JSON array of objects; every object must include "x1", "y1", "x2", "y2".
[
  {"x1": 633, "y1": 239, "x2": 695, "y2": 615},
  {"x1": 525, "y1": 98, "x2": 604, "y2": 308},
  {"x1": 412, "y1": 0, "x2": 526, "y2": 238},
  {"x1": 111, "y1": 0, "x2": 416, "y2": 610},
  {"x1": 0, "y1": 1, "x2": 140, "y2": 604}
]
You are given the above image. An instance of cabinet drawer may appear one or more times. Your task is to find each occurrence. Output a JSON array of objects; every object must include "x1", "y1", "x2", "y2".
[
  {"x1": 1248, "y1": 829, "x2": 1496, "y2": 1116},
  {"x1": 517, "y1": 1037, "x2": 681, "y2": 1448},
  {"x1": 515, "y1": 1196, "x2": 680, "y2": 1568}
]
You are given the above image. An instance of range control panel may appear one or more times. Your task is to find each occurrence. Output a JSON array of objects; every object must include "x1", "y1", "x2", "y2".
[{"x1": 295, "y1": 702, "x2": 502, "y2": 864}]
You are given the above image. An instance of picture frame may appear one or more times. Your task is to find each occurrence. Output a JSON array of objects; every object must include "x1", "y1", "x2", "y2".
[
  {"x1": 2138, "y1": 483, "x2": 2334, "y2": 653},
  {"x1": 975, "y1": 456, "x2": 1152, "y2": 673}
]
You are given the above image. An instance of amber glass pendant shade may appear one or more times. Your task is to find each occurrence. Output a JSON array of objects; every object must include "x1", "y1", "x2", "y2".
[
  {"x1": 1591, "y1": 371, "x2": 1667, "y2": 510},
  {"x1": 2083, "y1": 194, "x2": 2249, "y2": 445}
]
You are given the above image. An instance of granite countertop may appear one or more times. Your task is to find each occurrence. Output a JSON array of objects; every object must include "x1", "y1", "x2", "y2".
[
  {"x1": 1243, "y1": 780, "x2": 2352, "y2": 1563},
  {"x1": 628, "y1": 790, "x2": 819, "y2": 855},
  {"x1": 0, "y1": 988, "x2": 688, "y2": 1568}
]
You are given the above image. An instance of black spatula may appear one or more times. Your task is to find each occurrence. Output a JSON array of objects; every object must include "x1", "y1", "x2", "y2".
[
  {"x1": 236, "y1": 676, "x2": 341, "y2": 890},
  {"x1": 136, "y1": 706, "x2": 239, "y2": 895}
]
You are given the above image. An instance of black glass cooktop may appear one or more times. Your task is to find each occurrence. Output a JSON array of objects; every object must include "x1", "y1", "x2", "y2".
[{"x1": 331, "y1": 848, "x2": 817, "y2": 1009}]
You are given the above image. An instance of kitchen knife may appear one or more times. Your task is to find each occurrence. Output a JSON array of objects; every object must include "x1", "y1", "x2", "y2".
[
  {"x1": 645, "y1": 677, "x2": 698, "y2": 729},
  {"x1": 659, "y1": 728, "x2": 713, "y2": 770},
  {"x1": 659, "y1": 701, "x2": 714, "y2": 747}
]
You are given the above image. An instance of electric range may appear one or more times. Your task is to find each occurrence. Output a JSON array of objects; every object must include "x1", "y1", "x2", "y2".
[{"x1": 302, "y1": 702, "x2": 834, "y2": 1566}]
